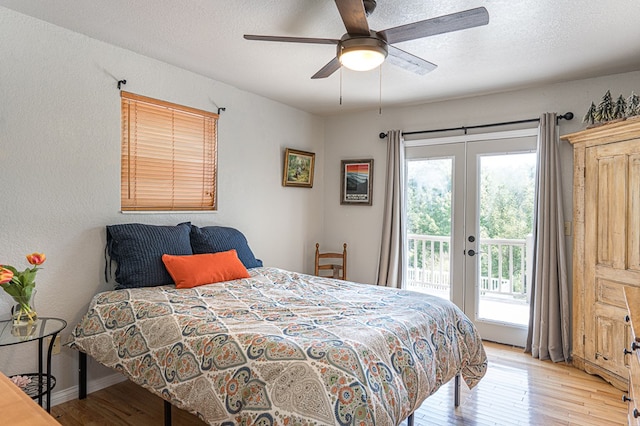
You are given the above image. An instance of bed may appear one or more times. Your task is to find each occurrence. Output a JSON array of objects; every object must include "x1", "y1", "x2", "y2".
[{"x1": 69, "y1": 223, "x2": 487, "y2": 425}]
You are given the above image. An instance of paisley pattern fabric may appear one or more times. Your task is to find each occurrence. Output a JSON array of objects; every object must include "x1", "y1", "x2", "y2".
[{"x1": 70, "y1": 267, "x2": 487, "y2": 425}]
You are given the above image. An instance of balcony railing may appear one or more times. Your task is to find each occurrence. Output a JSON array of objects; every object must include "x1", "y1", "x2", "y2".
[{"x1": 407, "y1": 234, "x2": 533, "y2": 301}]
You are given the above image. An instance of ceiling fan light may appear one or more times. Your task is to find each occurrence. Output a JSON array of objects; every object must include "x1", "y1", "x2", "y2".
[
  {"x1": 340, "y1": 49, "x2": 386, "y2": 71},
  {"x1": 338, "y1": 38, "x2": 388, "y2": 71}
]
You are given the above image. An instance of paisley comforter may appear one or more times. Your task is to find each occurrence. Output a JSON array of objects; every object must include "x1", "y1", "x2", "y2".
[{"x1": 70, "y1": 267, "x2": 487, "y2": 425}]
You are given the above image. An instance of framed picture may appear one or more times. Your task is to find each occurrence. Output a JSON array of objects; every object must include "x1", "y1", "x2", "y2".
[
  {"x1": 283, "y1": 148, "x2": 315, "y2": 188},
  {"x1": 341, "y1": 159, "x2": 374, "y2": 205}
]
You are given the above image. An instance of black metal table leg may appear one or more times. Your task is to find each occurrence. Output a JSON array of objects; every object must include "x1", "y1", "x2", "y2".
[
  {"x1": 79, "y1": 351, "x2": 87, "y2": 399},
  {"x1": 45, "y1": 331, "x2": 58, "y2": 412},
  {"x1": 407, "y1": 413, "x2": 414, "y2": 426},
  {"x1": 164, "y1": 400, "x2": 172, "y2": 426},
  {"x1": 454, "y1": 373, "x2": 461, "y2": 407},
  {"x1": 38, "y1": 336, "x2": 43, "y2": 407}
]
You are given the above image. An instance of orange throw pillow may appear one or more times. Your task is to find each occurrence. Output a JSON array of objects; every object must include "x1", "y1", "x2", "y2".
[{"x1": 162, "y1": 250, "x2": 250, "y2": 289}]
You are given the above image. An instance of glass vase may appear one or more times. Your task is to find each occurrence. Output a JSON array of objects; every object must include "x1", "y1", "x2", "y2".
[{"x1": 11, "y1": 290, "x2": 37, "y2": 326}]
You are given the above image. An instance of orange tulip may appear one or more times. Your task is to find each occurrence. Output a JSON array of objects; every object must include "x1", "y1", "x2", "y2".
[
  {"x1": 0, "y1": 267, "x2": 13, "y2": 284},
  {"x1": 26, "y1": 252, "x2": 46, "y2": 266}
]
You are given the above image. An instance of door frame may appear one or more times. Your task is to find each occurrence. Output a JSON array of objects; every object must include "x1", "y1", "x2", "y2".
[{"x1": 406, "y1": 127, "x2": 538, "y2": 346}]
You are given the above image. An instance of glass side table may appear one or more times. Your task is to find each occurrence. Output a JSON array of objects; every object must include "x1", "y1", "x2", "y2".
[{"x1": 0, "y1": 317, "x2": 67, "y2": 412}]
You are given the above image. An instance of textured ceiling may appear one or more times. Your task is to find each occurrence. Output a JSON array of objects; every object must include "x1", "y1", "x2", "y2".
[{"x1": 2, "y1": 0, "x2": 640, "y2": 116}]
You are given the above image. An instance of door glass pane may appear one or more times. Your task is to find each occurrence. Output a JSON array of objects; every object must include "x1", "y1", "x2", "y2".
[
  {"x1": 477, "y1": 153, "x2": 536, "y2": 326},
  {"x1": 406, "y1": 158, "x2": 452, "y2": 301}
]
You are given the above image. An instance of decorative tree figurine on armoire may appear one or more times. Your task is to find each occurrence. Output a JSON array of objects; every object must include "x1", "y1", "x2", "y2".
[
  {"x1": 597, "y1": 90, "x2": 614, "y2": 122},
  {"x1": 628, "y1": 91, "x2": 640, "y2": 117},
  {"x1": 613, "y1": 95, "x2": 627, "y2": 119},
  {"x1": 583, "y1": 102, "x2": 597, "y2": 125}
]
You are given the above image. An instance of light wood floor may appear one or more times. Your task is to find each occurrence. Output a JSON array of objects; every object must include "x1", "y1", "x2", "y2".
[{"x1": 50, "y1": 342, "x2": 628, "y2": 425}]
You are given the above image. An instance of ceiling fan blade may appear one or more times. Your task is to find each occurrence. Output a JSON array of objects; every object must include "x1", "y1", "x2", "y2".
[
  {"x1": 379, "y1": 7, "x2": 489, "y2": 44},
  {"x1": 311, "y1": 57, "x2": 341, "y2": 79},
  {"x1": 244, "y1": 34, "x2": 339, "y2": 45},
  {"x1": 387, "y1": 45, "x2": 437, "y2": 75},
  {"x1": 335, "y1": 0, "x2": 370, "y2": 35}
]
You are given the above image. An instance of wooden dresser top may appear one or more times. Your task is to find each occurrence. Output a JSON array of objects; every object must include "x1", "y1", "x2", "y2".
[{"x1": 0, "y1": 373, "x2": 60, "y2": 425}]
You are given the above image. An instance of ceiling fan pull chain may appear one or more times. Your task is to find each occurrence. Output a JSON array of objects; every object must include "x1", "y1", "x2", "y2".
[
  {"x1": 379, "y1": 65, "x2": 382, "y2": 115},
  {"x1": 339, "y1": 67, "x2": 343, "y2": 106}
]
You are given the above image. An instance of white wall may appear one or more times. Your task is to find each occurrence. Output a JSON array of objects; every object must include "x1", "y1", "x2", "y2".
[
  {"x1": 0, "y1": 7, "x2": 324, "y2": 393},
  {"x1": 323, "y1": 70, "x2": 640, "y2": 285}
]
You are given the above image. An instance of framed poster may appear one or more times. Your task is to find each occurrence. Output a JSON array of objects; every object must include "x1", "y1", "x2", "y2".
[
  {"x1": 341, "y1": 159, "x2": 373, "y2": 205},
  {"x1": 283, "y1": 148, "x2": 315, "y2": 188}
]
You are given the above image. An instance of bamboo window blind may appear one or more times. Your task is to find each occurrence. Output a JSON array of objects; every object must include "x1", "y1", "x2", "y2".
[{"x1": 121, "y1": 91, "x2": 218, "y2": 211}]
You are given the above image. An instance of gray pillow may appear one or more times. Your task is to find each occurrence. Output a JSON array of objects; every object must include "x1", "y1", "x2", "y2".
[
  {"x1": 190, "y1": 225, "x2": 263, "y2": 269},
  {"x1": 106, "y1": 223, "x2": 192, "y2": 289}
]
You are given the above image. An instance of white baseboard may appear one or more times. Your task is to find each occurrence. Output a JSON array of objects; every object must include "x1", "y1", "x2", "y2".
[{"x1": 51, "y1": 373, "x2": 126, "y2": 407}]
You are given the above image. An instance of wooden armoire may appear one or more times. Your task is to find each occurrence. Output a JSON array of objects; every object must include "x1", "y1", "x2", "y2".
[{"x1": 562, "y1": 117, "x2": 640, "y2": 391}]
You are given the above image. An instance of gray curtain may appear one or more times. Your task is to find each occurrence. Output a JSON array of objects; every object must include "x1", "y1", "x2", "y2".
[
  {"x1": 525, "y1": 113, "x2": 570, "y2": 362},
  {"x1": 376, "y1": 130, "x2": 405, "y2": 288}
]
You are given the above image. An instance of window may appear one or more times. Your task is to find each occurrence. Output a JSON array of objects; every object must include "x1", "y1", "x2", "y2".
[{"x1": 120, "y1": 91, "x2": 218, "y2": 211}]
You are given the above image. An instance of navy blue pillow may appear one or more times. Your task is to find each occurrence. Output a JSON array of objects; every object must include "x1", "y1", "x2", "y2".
[
  {"x1": 106, "y1": 223, "x2": 193, "y2": 289},
  {"x1": 190, "y1": 225, "x2": 263, "y2": 269}
]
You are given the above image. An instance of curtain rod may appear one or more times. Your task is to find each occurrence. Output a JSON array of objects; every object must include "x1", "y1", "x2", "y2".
[
  {"x1": 378, "y1": 112, "x2": 574, "y2": 139},
  {"x1": 116, "y1": 78, "x2": 226, "y2": 114}
]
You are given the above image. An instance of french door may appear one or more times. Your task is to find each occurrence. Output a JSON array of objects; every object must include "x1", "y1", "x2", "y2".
[{"x1": 405, "y1": 130, "x2": 537, "y2": 346}]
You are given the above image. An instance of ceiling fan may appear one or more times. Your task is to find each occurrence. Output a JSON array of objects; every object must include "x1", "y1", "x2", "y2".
[{"x1": 244, "y1": 0, "x2": 489, "y2": 79}]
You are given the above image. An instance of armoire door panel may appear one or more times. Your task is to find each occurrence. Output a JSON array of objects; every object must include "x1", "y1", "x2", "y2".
[
  {"x1": 594, "y1": 154, "x2": 628, "y2": 269},
  {"x1": 593, "y1": 310, "x2": 629, "y2": 377},
  {"x1": 596, "y1": 277, "x2": 627, "y2": 309},
  {"x1": 611, "y1": 154, "x2": 628, "y2": 270},
  {"x1": 595, "y1": 155, "x2": 613, "y2": 267},
  {"x1": 629, "y1": 154, "x2": 640, "y2": 271},
  {"x1": 595, "y1": 266, "x2": 640, "y2": 287}
]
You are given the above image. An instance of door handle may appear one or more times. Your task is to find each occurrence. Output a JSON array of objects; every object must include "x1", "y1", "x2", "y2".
[{"x1": 468, "y1": 249, "x2": 476, "y2": 256}]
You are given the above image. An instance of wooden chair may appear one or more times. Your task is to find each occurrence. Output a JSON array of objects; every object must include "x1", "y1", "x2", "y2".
[{"x1": 314, "y1": 243, "x2": 347, "y2": 280}]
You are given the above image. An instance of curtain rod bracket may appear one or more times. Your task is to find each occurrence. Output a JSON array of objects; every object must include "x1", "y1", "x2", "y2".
[
  {"x1": 117, "y1": 79, "x2": 127, "y2": 90},
  {"x1": 217, "y1": 107, "x2": 226, "y2": 115}
]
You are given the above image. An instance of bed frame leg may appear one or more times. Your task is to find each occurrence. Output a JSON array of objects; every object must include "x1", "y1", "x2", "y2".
[
  {"x1": 164, "y1": 400, "x2": 172, "y2": 426},
  {"x1": 79, "y1": 351, "x2": 87, "y2": 400},
  {"x1": 407, "y1": 413, "x2": 414, "y2": 426},
  {"x1": 454, "y1": 373, "x2": 461, "y2": 407}
]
